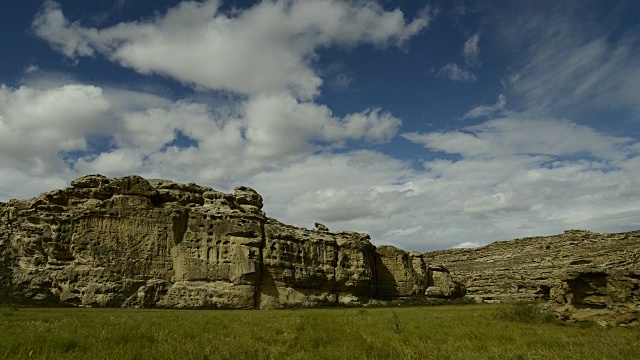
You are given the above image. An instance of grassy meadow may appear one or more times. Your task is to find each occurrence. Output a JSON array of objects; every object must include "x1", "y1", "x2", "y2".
[{"x1": 1, "y1": 304, "x2": 638, "y2": 360}]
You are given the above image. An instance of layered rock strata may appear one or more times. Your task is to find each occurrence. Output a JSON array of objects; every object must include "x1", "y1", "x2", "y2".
[
  {"x1": 423, "y1": 230, "x2": 640, "y2": 304},
  {"x1": 0, "y1": 175, "x2": 464, "y2": 309},
  {"x1": 542, "y1": 269, "x2": 639, "y2": 326}
]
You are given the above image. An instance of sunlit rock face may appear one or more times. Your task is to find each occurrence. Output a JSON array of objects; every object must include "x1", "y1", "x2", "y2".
[
  {"x1": 421, "y1": 230, "x2": 640, "y2": 326},
  {"x1": 0, "y1": 175, "x2": 464, "y2": 309},
  {"x1": 542, "y1": 269, "x2": 640, "y2": 327}
]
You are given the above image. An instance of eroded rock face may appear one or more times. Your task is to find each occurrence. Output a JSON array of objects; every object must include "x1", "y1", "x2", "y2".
[
  {"x1": 0, "y1": 175, "x2": 464, "y2": 308},
  {"x1": 423, "y1": 230, "x2": 640, "y2": 303},
  {"x1": 427, "y1": 266, "x2": 467, "y2": 299},
  {"x1": 373, "y1": 246, "x2": 465, "y2": 300},
  {"x1": 375, "y1": 246, "x2": 427, "y2": 298},
  {"x1": 542, "y1": 269, "x2": 640, "y2": 326},
  {"x1": 260, "y1": 219, "x2": 377, "y2": 308}
]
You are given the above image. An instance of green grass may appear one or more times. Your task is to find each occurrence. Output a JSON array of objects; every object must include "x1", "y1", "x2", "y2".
[{"x1": 0, "y1": 304, "x2": 638, "y2": 359}]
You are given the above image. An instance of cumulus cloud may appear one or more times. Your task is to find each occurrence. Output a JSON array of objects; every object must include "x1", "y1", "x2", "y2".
[
  {"x1": 0, "y1": 84, "x2": 112, "y2": 174},
  {"x1": 3, "y1": 0, "x2": 638, "y2": 254},
  {"x1": 249, "y1": 122, "x2": 640, "y2": 251},
  {"x1": 244, "y1": 94, "x2": 401, "y2": 161},
  {"x1": 0, "y1": 77, "x2": 402, "y2": 195},
  {"x1": 2, "y1": 79, "x2": 639, "y2": 251},
  {"x1": 436, "y1": 63, "x2": 476, "y2": 82},
  {"x1": 287, "y1": 188, "x2": 408, "y2": 222},
  {"x1": 33, "y1": 0, "x2": 431, "y2": 99},
  {"x1": 0, "y1": 168, "x2": 68, "y2": 202}
]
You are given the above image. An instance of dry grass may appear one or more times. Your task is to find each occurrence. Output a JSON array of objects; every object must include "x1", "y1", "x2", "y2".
[{"x1": 1, "y1": 304, "x2": 638, "y2": 359}]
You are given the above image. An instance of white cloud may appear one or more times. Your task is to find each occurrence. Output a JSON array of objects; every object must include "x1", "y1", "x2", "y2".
[
  {"x1": 244, "y1": 112, "x2": 640, "y2": 251},
  {"x1": 0, "y1": 77, "x2": 402, "y2": 196},
  {"x1": 452, "y1": 242, "x2": 482, "y2": 249},
  {"x1": 24, "y1": 65, "x2": 40, "y2": 73},
  {"x1": 463, "y1": 94, "x2": 506, "y2": 119},
  {"x1": 403, "y1": 115, "x2": 632, "y2": 161},
  {"x1": 0, "y1": 84, "x2": 112, "y2": 174},
  {"x1": 2, "y1": 80, "x2": 639, "y2": 252},
  {"x1": 75, "y1": 148, "x2": 144, "y2": 175},
  {"x1": 287, "y1": 188, "x2": 408, "y2": 223},
  {"x1": 463, "y1": 33, "x2": 480, "y2": 67},
  {"x1": 495, "y1": 2, "x2": 640, "y2": 114},
  {"x1": 33, "y1": 0, "x2": 431, "y2": 99},
  {"x1": 244, "y1": 94, "x2": 401, "y2": 161},
  {"x1": 0, "y1": 168, "x2": 67, "y2": 202},
  {"x1": 434, "y1": 33, "x2": 480, "y2": 83},
  {"x1": 3, "y1": 1, "x2": 638, "y2": 255},
  {"x1": 436, "y1": 63, "x2": 476, "y2": 82}
]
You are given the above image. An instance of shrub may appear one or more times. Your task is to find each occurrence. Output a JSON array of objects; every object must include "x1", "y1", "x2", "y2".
[{"x1": 495, "y1": 303, "x2": 555, "y2": 324}]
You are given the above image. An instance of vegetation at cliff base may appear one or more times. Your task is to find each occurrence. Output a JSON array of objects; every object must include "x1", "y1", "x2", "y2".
[{"x1": 1, "y1": 304, "x2": 638, "y2": 360}]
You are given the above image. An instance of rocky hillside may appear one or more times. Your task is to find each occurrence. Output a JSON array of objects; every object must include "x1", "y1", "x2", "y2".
[
  {"x1": 0, "y1": 175, "x2": 463, "y2": 309},
  {"x1": 423, "y1": 230, "x2": 640, "y2": 303}
]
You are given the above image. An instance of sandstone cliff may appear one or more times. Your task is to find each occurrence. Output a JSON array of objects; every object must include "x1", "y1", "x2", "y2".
[
  {"x1": 423, "y1": 230, "x2": 640, "y2": 326},
  {"x1": 423, "y1": 230, "x2": 640, "y2": 304},
  {"x1": 542, "y1": 268, "x2": 639, "y2": 326},
  {"x1": 0, "y1": 175, "x2": 464, "y2": 309}
]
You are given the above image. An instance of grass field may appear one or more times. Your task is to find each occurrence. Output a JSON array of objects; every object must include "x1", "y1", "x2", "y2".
[{"x1": 1, "y1": 304, "x2": 638, "y2": 360}]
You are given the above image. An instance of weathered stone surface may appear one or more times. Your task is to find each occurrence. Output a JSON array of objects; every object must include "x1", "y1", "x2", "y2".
[
  {"x1": 0, "y1": 175, "x2": 464, "y2": 309},
  {"x1": 374, "y1": 246, "x2": 466, "y2": 300},
  {"x1": 315, "y1": 223, "x2": 329, "y2": 233},
  {"x1": 542, "y1": 269, "x2": 640, "y2": 326},
  {"x1": 259, "y1": 219, "x2": 377, "y2": 309},
  {"x1": 70, "y1": 174, "x2": 110, "y2": 189},
  {"x1": 423, "y1": 230, "x2": 640, "y2": 304},
  {"x1": 234, "y1": 186, "x2": 263, "y2": 209},
  {"x1": 375, "y1": 246, "x2": 427, "y2": 298},
  {"x1": 428, "y1": 266, "x2": 466, "y2": 299}
]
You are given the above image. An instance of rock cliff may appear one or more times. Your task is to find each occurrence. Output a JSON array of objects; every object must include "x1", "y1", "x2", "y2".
[
  {"x1": 423, "y1": 230, "x2": 640, "y2": 304},
  {"x1": 541, "y1": 268, "x2": 639, "y2": 326},
  {"x1": 424, "y1": 230, "x2": 640, "y2": 326},
  {"x1": 0, "y1": 175, "x2": 464, "y2": 309}
]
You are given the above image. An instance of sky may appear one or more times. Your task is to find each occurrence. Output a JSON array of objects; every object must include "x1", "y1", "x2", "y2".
[{"x1": 1, "y1": 0, "x2": 639, "y2": 252}]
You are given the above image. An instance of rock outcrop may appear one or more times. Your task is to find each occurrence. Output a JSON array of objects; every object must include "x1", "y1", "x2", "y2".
[
  {"x1": 0, "y1": 175, "x2": 464, "y2": 309},
  {"x1": 541, "y1": 269, "x2": 640, "y2": 326},
  {"x1": 423, "y1": 230, "x2": 640, "y2": 304}
]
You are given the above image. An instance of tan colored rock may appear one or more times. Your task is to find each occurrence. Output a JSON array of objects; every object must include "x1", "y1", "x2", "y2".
[
  {"x1": 375, "y1": 246, "x2": 428, "y2": 298},
  {"x1": 158, "y1": 281, "x2": 255, "y2": 309},
  {"x1": 234, "y1": 186, "x2": 263, "y2": 209},
  {"x1": 315, "y1": 222, "x2": 329, "y2": 232},
  {"x1": 373, "y1": 246, "x2": 466, "y2": 300},
  {"x1": 70, "y1": 174, "x2": 110, "y2": 189},
  {"x1": 0, "y1": 175, "x2": 464, "y2": 309},
  {"x1": 543, "y1": 269, "x2": 640, "y2": 326},
  {"x1": 423, "y1": 230, "x2": 640, "y2": 303},
  {"x1": 108, "y1": 175, "x2": 158, "y2": 197},
  {"x1": 428, "y1": 266, "x2": 466, "y2": 299},
  {"x1": 259, "y1": 219, "x2": 376, "y2": 309}
]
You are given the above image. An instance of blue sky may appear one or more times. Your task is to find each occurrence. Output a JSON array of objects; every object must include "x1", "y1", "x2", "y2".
[{"x1": 1, "y1": 0, "x2": 639, "y2": 251}]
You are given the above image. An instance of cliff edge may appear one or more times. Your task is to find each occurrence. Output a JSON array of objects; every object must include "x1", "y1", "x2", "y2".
[{"x1": 0, "y1": 175, "x2": 464, "y2": 309}]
